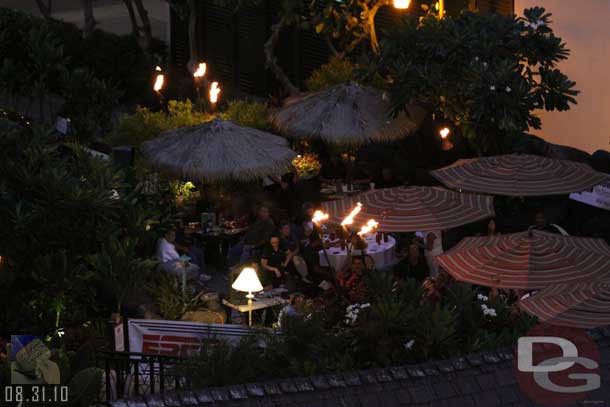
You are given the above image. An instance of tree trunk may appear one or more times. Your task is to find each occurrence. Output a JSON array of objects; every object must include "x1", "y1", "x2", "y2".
[
  {"x1": 123, "y1": 0, "x2": 140, "y2": 37},
  {"x1": 35, "y1": 0, "x2": 52, "y2": 19},
  {"x1": 133, "y1": 0, "x2": 153, "y2": 51},
  {"x1": 186, "y1": 0, "x2": 199, "y2": 73},
  {"x1": 80, "y1": 0, "x2": 96, "y2": 37},
  {"x1": 264, "y1": 17, "x2": 299, "y2": 97}
]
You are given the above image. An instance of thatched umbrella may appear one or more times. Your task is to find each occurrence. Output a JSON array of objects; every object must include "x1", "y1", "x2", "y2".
[
  {"x1": 269, "y1": 83, "x2": 426, "y2": 145},
  {"x1": 140, "y1": 117, "x2": 297, "y2": 182}
]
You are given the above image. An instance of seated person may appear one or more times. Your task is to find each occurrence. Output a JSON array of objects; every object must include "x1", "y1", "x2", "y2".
[
  {"x1": 156, "y1": 228, "x2": 204, "y2": 282},
  {"x1": 260, "y1": 235, "x2": 288, "y2": 289},
  {"x1": 228, "y1": 205, "x2": 276, "y2": 266},
  {"x1": 299, "y1": 221, "x2": 323, "y2": 271},
  {"x1": 280, "y1": 221, "x2": 313, "y2": 284},
  {"x1": 277, "y1": 293, "x2": 305, "y2": 328},
  {"x1": 175, "y1": 219, "x2": 210, "y2": 280},
  {"x1": 335, "y1": 256, "x2": 368, "y2": 302}
]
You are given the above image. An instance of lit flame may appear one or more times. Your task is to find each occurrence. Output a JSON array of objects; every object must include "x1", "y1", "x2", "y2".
[
  {"x1": 193, "y1": 62, "x2": 207, "y2": 78},
  {"x1": 153, "y1": 74, "x2": 164, "y2": 92},
  {"x1": 312, "y1": 210, "x2": 329, "y2": 224},
  {"x1": 393, "y1": 0, "x2": 410, "y2": 9},
  {"x1": 155, "y1": 66, "x2": 162, "y2": 72},
  {"x1": 341, "y1": 202, "x2": 362, "y2": 226},
  {"x1": 440, "y1": 127, "x2": 450, "y2": 139},
  {"x1": 358, "y1": 219, "x2": 379, "y2": 236},
  {"x1": 209, "y1": 81, "x2": 221, "y2": 104}
]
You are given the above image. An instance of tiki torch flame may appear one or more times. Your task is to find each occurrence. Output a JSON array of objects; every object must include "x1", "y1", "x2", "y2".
[
  {"x1": 210, "y1": 81, "x2": 221, "y2": 104},
  {"x1": 153, "y1": 73, "x2": 164, "y2": 92},
  {"x1": 194, "y1": 62, "x2": 207, "y2": 78},
  {"x1": 440, "y1": 127, "x2": 450, "y2": 139},
  {"x1": 358, "y1": 219, "x2": 379, "y2": 236},
  {"x1": 312, "y1": 210, "x2": 329, "y2": 224},
  {"x1": 341, "y1": 202, "x2": 362, "y2": 226}
]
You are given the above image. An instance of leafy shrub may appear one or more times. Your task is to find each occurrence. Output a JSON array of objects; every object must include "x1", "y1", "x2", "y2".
[
  {"x1": 177, "y1": 271, "x2": 536, "y2": 388},
  {"x1": 223, "y1": 100, "x2": 269, "y2": 130},
  {"x1": 305, "y1": 57, "x2": 356, "y2": 91},
  {"x1": 0, "y1": 122, "x2": 171, "y2": 336},
  {"x1": 382, "y1": 7, "x2": 578, "y2": 154},
  {"x1": 111, "y1": 100, "x2": 214, "y2": 146}
]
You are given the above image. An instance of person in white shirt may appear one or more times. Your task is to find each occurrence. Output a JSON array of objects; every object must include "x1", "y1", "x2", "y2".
[
  {"x1": 156, "y1": 229, "x2": 207, "y2": 282},
  {"x1": 423, "y1": 230, "x2": 444, "y2": 278}
]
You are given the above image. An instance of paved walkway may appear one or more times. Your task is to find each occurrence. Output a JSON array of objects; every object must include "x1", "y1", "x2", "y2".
[{"x1": 0, "y1": 0, "x2": 169, "y2": 41}]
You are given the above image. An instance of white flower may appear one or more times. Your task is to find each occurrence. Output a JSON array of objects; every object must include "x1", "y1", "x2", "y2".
[
  {"x1": 361, "y1": 303, "x2": 371, "y2": 309},
  {"x1": 110, "y1": 189, "x2": 120, "y2": 200},
  {"x1": 481, "y1": 304, "x2": 497, "y2": 317},
  {"x1": 404, "y1": 339, "x2": 415, "y2": 351},
  {"x1": 474, "y1": 56, "x2": 479, "y2": 62},
  {"x1": 489, "y1": 85, "x2": 496, "y2": 91},
  {"x1": 483, "y1": 62, "x2": 488, "y2": 68},
  {"x1": 477, "y1": 294, "x2": 489, "y2": 302},
  {"x1": 505, "y1": 86, "x2": 512, "y2": 93},
  {"x1": 80, "y1": 176, "x2": 87, "y2": 182}
]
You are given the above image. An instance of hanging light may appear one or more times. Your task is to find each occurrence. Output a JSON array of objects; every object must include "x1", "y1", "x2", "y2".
[{"x1": 393, "y1": 0, "x2": 411, "y2": 9}]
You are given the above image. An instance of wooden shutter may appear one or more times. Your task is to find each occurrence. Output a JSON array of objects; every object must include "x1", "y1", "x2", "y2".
[
  {"x1": 236, "y1": 5, "x2": 267, "y2": 94},
  {"x1": 201, "y1": 3, "x2": 236, "y2": 86},
  {"x1": 169, "y1": 7, "x2": 189, "y2": 69}
]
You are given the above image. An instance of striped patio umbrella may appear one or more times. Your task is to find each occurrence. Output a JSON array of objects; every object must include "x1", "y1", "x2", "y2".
[
  {"x1": 320, "y1": 186, "x2": 494, "y2": 232},
  {"x1": 520, "y1": 281, "x2": 610, "y2": 329},
  {"x1": 430, "y1": 154, "x2": 609, "y2": 196},
  {"x1": 436, "y1": 230, "x2": 610, "y2": 289}
]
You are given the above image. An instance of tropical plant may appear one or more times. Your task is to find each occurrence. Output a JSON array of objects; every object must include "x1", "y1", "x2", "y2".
[
  {"x1": 177, "y1": 271, "x2": 535, "y2": 389},
  {"x1": 87, "y1": 237, "x2": 157, "y2": 313},
  {"x1": 0, "y1": 121, "x2": 168, "y2": 337},
  {"x1": 305, "y1": 57, "x2": 357, "y2": 91},
  {"x1": 380, "y1": 7, "x2": 578, "y2": 154},
  {"x1": 223, "y1": 100, "x2": 269, "y2": 130},
  {"x1": 292, "y1": 153, "x2": 321, "y2": 178},
  {"x1": 111, "y1": 99, "x2": 214, "y2": 146}
]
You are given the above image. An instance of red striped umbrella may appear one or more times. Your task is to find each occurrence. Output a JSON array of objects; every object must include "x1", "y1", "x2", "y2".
[
  {"x1": 520, "y1": 281, "x2": 610, "y2": 329},
  {"x1": 436, "y1": 230, "x2": 610, "y2": 289},
  {"x1": 320, "y1": 186, "x2": 494, "y2": 232},
  {"x1": 430, "y1": 154, "x2": 609, "y2": 196}
]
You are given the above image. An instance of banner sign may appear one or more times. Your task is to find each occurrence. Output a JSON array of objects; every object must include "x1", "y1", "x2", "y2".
[
  {"x1": 570, "y1": 181, "x2": 610, "y2": 211},
  {"x1": 127, "y1": 319, "x2": 255, "y2": 357}
]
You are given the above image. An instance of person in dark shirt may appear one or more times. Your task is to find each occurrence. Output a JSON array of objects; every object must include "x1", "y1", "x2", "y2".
[
  {"x1": 261, "y1": 235, "x2": 288, "y2": 288},
  {"x1": 228, "y1": 205, "x2": 276, "y2": 266}
]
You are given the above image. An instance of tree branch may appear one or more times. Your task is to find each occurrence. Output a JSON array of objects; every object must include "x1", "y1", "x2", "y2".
[
  {"x1": 264, "y1": 17, "x2": 300, "y2": 96},
  {"x1": 133, "y1": 0, "x2": 153, "y2": 50},
  {"x1": 35, "y1": 0, "x2": 52, "y2": 19}
]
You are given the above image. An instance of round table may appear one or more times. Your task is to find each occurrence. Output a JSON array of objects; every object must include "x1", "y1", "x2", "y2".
[{"x1": 319, "y1": 234, "x2": 396, "y2": 271}]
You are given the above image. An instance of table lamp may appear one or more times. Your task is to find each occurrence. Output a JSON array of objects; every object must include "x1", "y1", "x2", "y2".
[{"x1": 231, "y1": 267, "x2": 263, "y2": 327}]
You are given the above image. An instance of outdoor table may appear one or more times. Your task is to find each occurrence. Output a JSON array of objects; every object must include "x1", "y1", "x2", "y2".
[
  {"x1": 194, "y1": 227, "x2": 248, "y2": 267},
  {"x1": 318, "y1": 234, "x2": 396, "y2": 271},
  {"x1": 222, "y1": 288, "x2": 288, "y2": 325}
]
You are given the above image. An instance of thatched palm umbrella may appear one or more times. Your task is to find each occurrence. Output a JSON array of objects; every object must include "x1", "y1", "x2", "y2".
[
  {"x1": 269, "y1": 83, "x2": 426, "y2": 146},
  {"x1": 140, "y1": 117, "x2": 297, "y2": 182}
]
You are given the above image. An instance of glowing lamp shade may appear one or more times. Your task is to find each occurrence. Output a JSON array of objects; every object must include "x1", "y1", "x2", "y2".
[
  {"x1": 232, "y1": 267, "x2": 263, "y2": 294},
  {"x1": 232, "y1": 267, "x2": 263, "y2": 327},
  {"x1": 440, "y1": 127, "x2": 450, "y2": 139},
  {"x1": 393, "y1": 0, "x2": 410, "y2": 9}
]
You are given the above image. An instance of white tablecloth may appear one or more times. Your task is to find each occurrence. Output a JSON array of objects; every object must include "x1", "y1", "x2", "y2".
[{"x1": 319, "y1": 234, "x2": 396, "y2": 271}]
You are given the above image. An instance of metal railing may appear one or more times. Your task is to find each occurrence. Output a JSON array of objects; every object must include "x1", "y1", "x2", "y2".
[{"x1": 99, "y1": 350, "x2": 187, "y2": 402}]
